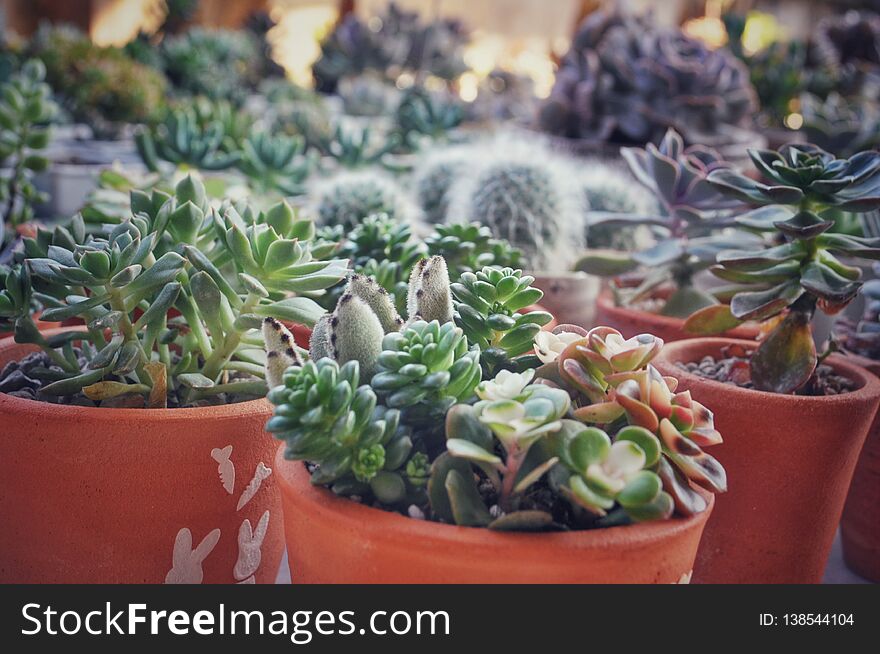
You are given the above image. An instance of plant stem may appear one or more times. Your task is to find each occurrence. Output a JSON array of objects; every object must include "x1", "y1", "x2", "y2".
[{"x1": 201, "y1": 291, "x2": 260, "y2": 382}]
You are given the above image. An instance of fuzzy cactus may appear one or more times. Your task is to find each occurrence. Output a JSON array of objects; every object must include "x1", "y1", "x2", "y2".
[
  {"x1": 266, "y1": 358, "x2": 417, "y2": 504},
  {"x1": 406, "y1": 256, "x2": 454, "y2": 325},
  {"x1": 412, "y1": 145, "x2": 471, "y2": 223},
  {"x1": 451, "y1": 266, "x2": 552, "y2": 375},
  {"x1": 314, "y1": 171, "x2": 412, "y2": 229},
  {"x1": 446, "y1": 141, "x2": 584, "y2": 271},
  {"x1": 262, "y1": 317, "x2": 304, "y2": 389}
]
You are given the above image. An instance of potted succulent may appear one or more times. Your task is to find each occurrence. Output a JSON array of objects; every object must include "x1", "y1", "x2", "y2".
[
  {"x1": 267, "y1": 256, "x2": 725, "y2": 583},
  {"x1": 654, "y1": 143, "x2": 880, "y2": 583},
  {"x1": 577, "y1": 129, "x2": 762, "y2": 342},
  {"x1": 0, "y1": 175, "x2": 347, "y2": 583},
  {"x1": 833, "y1": 265, "x2": 880, "y2": 582}
]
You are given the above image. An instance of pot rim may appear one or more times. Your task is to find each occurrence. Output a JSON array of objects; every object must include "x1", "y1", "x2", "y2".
[
  {"x1": 655, "y1": 336, "x2": 880, "y2": 405},
  {"x1": 0, "y1": 328, "x2": 271, "y2": 421},
  {"x1": 276, "y1": 444, "x2": 714, "y2": 549}
]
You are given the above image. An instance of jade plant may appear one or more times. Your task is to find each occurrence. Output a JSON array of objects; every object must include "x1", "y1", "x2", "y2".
[
  {"x1": 265, "y1": 252, "x2": 726, "y2": 530},
  {"x1": 577, "y1": 129, "x2": 760, "y2": 317},
  {"x1": 0, "y1": 60, "x2": 54, "y2": 250},
  {"x1": 0, "y1": 175, "x2": 347, "y2": 407},
  {"x1": 685, "y1": 144, "x2": 880, "y2": 393}
]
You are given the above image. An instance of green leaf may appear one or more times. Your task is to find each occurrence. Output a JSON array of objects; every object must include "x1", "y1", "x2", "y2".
[
  {"x1": 575, "y1": 249, "x2": 639, "y2": 276},
  {"x1": 618, "y1": 471, "x2": 662, "y2": 508},
  {"x1": 623, "y1": 490, "x2": 674, "y2": 522},
  {"x1": 445, "y1": 469, "x2": 492, "y2": 527},
  {"x1": 427, "y1": 452, "x2": 473, "y2": 523},
  {"x1": 488, "y1": 510, "x2": 554, "y2": 531},
  {"x1": 178, "y1": 373, "x2": 215, "y2": 389},
  {"x1": 730, "y1": 281, "x2": 803, "y2": 321},
  {"x1": 445, "y1": 404, "x2": 494, "y2": 451},
  {"x1": 750, "y1": 310, "x2": 817, "y2": 393},
  {"x1": 683, "y1": 304, "x2": 744, "y2": 335},
  {"x1": 258, "y1": 297, "x2": 326, "y2": 327},
  {"x1": 800, "y1": 262, "x2": 862, "y2": 305},
  {"x1": 659, "y1": 286, "x2": 717, "y2": 318},
  {"x1": 446, "y1": 438, "x2": 502, "y2": 465},
  {"x1": 615, "y1": 426, "x2": 661, "y2": 467},
  {"x1": 567, "y1": 427, "x2": 610, "y2": 473}
]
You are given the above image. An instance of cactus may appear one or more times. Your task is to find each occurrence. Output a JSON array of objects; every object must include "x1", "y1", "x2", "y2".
[
  {"x1": 406, "y1": 256, "x2": 454, "y2": 325},
  {"x1": 446, "y1": 140, "x2": 585, "y2": 272},
  {"x1": 262, "y1": 317, "x2": 304, "y2": 389},
  {"x1": 315, "y1": 171, "x2": 412, "y2": 229},
  {"x1": 412, "y1": 145, "x2": 471, "y2": 223}
]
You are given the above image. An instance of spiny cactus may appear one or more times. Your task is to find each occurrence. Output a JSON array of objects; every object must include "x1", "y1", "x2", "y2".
[
  {"x1": 314, "y1": 171, "x2": 412, "y2": 229},
  {"x1": 445, "y1": 140, "x2": 584, "y2": 271},
  {"x1": 412, "y1": 145, "x2": 471, "y2": 223}
]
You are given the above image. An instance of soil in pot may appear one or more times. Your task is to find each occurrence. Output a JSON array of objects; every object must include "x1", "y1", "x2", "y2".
[
  {"x1": 276, "y1": 447, "x2": 714, "y2": 584},
  {"x1": 838, "y1": 353, "x2": 880, "y2": 582},
  {"x1": 654, "y1": 337, "x2": 880, "y2": 584},
  {"x1": 0, "y1": 332, "x2": 284, "y2": 583},
  {"x1": 595, "y1": 289, "x2": 759, "y2": 342}
]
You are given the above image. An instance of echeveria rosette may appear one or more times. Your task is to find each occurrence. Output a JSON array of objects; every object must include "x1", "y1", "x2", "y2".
[
  {"x1": 451, "y1": 266, "x2": 551, "y2": 376},
  {"x1": 577, "y1": 129, "x2": 761, "y2": 318},
  {"x1": 266, "y1": 358, "x2": 416, "y2": 505},
  {"x1": 801, "y1": 93, "x2": 880, "y2": 159},
  {"x1": 136, "y1": 106, "x2": 241, "y2": 173},
  {"x1": 540, "y1": 326, "x2": 725, "y2": 516},
  {"x1": 371, "y1": 319, "x2": 482, "y2": 436},
  {"x1": 237, "y1": 130, "x2": 317, "y2": 197},
  {"x1": 431, "y1": 380, "x2": 571, "y2": 529},
  {"x1": 394, "y1": 85, "x2": 464, "y2": 149},
  {"x1": 686, "y1": 144, "x2": 880, "y2": 393}
]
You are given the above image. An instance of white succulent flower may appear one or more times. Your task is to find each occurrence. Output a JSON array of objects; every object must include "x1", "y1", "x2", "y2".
[
  {"x1": 476, "y1": 368, "x2": 535, "y2": 401},
  {"x1": 586, "y1": 440, "x2": 646, "y2": 494},
  {"x1": 534, "y1": 330, "x2": 583, "y2": 363}
]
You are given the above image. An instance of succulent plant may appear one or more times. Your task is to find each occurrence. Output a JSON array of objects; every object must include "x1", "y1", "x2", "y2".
[
  {"x1": 337, "y1": 74, "x2": 401, "y2": 118},
  {"x1": 2, "y1": 175, "x2": 347, "y2": 407},
  {"x1": 136, "y1": 107, "x2": 242, "y2": 173},
  {"x1": 412, "y1": 145, "x2": 470, "y2": 223},
  {"x1": 0, "y1": 60, "x2": 54, "y2": 248},
  {"x1": 161, "y1": 28, "x2": 260, "y2": 104},
  {"x1": 237, "y1": 131, "x2": 317, "y2": 197},
  {"x1": 192, "y1": 97, "x2": 255, "y2": 152},
  {"x1": 312, "y1": 2, "x2": 468, "y2": 93},
  {"x1": 836, "y1": 262, "x2": 880, "y2": 360},
  {"x1": 29, "y1": 25, "x2": 166, "y2": 139},
  {"x1": 424, "y1": 222, "x2": 523, "y2": 280},
  {"x1": 580, "y1": 162, "x2": 656, "y2": 250},
  {"x1": 811, "y1": 10, "x2": 880, "y2": 97},
  {"x1": 266, "y1": 357, "x2": 419, "y2": 505},
  {"x1": 577, "y1": 129, "x2": 760, "y2": 317},
  {"x1": 538, "y1": 326, "x2": 726, "y2": 516},
  {"x1": 445, "y1": 140, "x2": 584, "y2": 272},
  {"x1": 278, "y1": 100, "x2": 334, "y2": 155},
  {"x1": 394, "y1": 86, "x2": 463, "y2": 149},
  {"x1": 315, "y1": 171, "x2": 411, "y2": 229},
  {"x1": 539, "y1": 8, "x2": 756, "y2": 147},
  {"x1": 324, "y1": 124, "x2": 399, "y2": 169},
  {"x1": 801, "y1": 93, "x2": 880, "y2": 158},
  {"x1": 685, "y1": 144, "x2": 880, "y2": 393},
  {"x1": 451, "y1": 266, "x2": 551, "y2": 376}
]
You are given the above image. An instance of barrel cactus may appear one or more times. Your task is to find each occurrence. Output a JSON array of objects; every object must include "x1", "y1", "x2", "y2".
[
  {"x1": 445, "y1": 141, "x2": 584, "y2": 271},
  {"x1": 314, "y1": 171, "x2": 412, "y2": 229},
  {"x1": 412, "y1": 145, "x2": 471, "y2": 223}
]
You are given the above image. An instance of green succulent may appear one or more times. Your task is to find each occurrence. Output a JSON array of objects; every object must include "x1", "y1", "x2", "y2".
[
  {"x1": 451, "y1": 266, "x2": 551, "y2": 376},
  {"x1": 237, "y1": 130, "x2": 317, "y2": 197},
  {"x1": 0, "y1": 59, "x2": 54, "y2": 247},
  {"x1": 192, "y1": 97, "x2": 254, "y2": 152},
  {"x1": 324, "y1": 125, "x2": 399, "y2": 169},
  {"x1": 371, "y1": 319, "x2": 482, "y2": 436},
  {"x1": 136, "y1": 107, "x2": 242, "y2": 173},
  {"x1": 7, "y1": 175, "x2": 346, "y2": 406},
  {"x1": 686, "y1": 144, "x2": 880, "y2": 393},
  {"x1": 266, "y1": 357, "x2": 417, "y2": 504},
  {"x1": 424, "y1": 222, "x2": 523, "y2": 280},
  {"x1": 394, "y1": 86, "x2": 463, "y2": 150}
]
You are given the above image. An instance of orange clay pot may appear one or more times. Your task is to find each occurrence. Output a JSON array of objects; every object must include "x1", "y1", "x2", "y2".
[
  {"x1": 276, "y1": 445, "x2": 714, "y2": 584},
  {"x1": 0, "y1": 330, "x2": 284, "y2": 584},
  {"x1": 838, "y1": 353, "x2": 880, "y2": 582},
  {"x1": 653, "y1": 338, "x2": 880, "y2": 584},
  {"x1": 595, "y1": 290, "x2": 759, "y2": 342}
]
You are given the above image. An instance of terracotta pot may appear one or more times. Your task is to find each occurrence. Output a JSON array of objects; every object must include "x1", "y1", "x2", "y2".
[
  {"x1": 532, "y1": 272, "x2": 600, "y2": 330},
  {"x1": 276, "y1": 446, "x2": 713, "y2": 584},
  {"x1": 654, "y1": 338, "x2": 880, "y2": 583},
  {"x1": 839, "y1": 353, "x2": 880, "y2": 582},
  {"x1": 0, "y1": 330, "x2": 284, "y2": 583},
  {"x1": 595, "y1": 290, "x2": 759, "y2": 342}
]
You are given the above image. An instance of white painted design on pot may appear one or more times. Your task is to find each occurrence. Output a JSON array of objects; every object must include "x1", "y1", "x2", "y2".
[
  {"x1": 237, "y1": 576, "x2": 256, "y2": 584},
  {"x1": 165, "y1": 527, "x2": 221, "y2": 584},
  {"x1": 675, "y1": 570, "x2": 693, "y2": 584},
  {"x1": 210, "y1": 445, "x2": 235, "y2": 495},
  {"x1": 233, "y1": 510, "x2": 270, "y2": 581},
  {"x1": 236, "y1": 462, "x2": 272, "y2": 511}
]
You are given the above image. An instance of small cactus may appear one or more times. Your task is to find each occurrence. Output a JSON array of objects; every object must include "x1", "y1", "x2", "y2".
[
  {"x1": 314, "y1": 171, "x2": 412, "y2": 229},
  {"x1": 407, "y1": 256, "x2": 454, "y2": 325},
  {"x1": 308, "y1": 290, "x2": 388, "y2": 379},
  {"x1": 581, "y1": 162, "x2": 657, "y2": 250},
  {"x1": 413, "y1": 145, "x2": 471, "y2": 223},
  {"x1": 262, "y1": 318, "x2": 304, "y2": 389},
  {"x1": 446, "y1": 138, "x2": 584, "y2": 271}
]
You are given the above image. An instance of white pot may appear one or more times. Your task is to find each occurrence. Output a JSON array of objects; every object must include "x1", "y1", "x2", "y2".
[{"x1": 531, "y1": 271, "x2": 600, "y2": 329}]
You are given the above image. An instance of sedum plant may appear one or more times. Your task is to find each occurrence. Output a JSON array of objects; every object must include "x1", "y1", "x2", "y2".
[
  {"x1": 451, "y1": 266, "x2": 551, "y2": 376},
  {"x1": 0, "y1": 60, "x2": 54, "y2": 249},
  {"x1": 577, "y1": 129, "x2": 760, "y2": 317},
  {"x1": 685, "y1": 144, "x2": 880, "y2": 393},
  {"x1": 2, "y1": 176, "x2": 347, "y2": 407}
]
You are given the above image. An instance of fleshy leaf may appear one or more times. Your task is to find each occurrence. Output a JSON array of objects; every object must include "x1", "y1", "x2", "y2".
[{"x1": 750, "y1": 310, "x2": 817, "y2": 393}]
